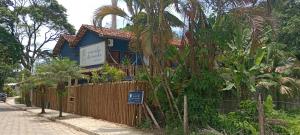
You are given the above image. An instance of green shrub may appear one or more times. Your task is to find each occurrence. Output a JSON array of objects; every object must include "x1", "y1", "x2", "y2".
[
  {"x1": 218, "y1": 100, "x2": 259, "y2": 135},
  {"x1": 121, "y1": 56, "x2": 131, "y2": 66},
  {"x1": 3, "y1": 85, "x2": 17, "y2": 97},
  {"x1": 90, "y1": 64, "x2": 125, "y2": 83},
  {"x1": 15, "y1": 97, "x2": 24, "y2": 104},
  {"x1": 137, "y1": 117, "x2": 152, "y2": 129},
  {"x1": 218, "y1": 96, "x2": 300, "y2": 135},
  {"x1": 90, "y1": 70, "x2": 101, "y2": 83},
  {"x1": 165, "y1": 123, "x2": 184, "y2": 135}
]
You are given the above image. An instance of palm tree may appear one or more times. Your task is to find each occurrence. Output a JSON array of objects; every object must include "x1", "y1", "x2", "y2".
[
  {"x1": 111, "y1": 0, "x2": 118, "y2": 29},
  {"x1": 42, "y1": 58, "x2": 82, "y2": 117},
  {"x1": 93, "y1": 0, "x2": 184, "y2": 57},
  {"x1": 94, "y1": 0, "x2": 185, "y2": 121},
  {"x1": 257, "y1": 43, "x2": 299, "y2": 108}
]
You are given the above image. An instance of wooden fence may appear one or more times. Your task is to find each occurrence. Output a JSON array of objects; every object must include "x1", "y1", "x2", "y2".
[
  {"x1": 32, "y1": 87, "x2": 68, "y2": 112},
  {"x1": 32, "y1": 81, "x2": 148, "y2": 126}
]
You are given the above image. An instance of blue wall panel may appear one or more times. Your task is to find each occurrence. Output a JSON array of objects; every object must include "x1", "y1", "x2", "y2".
[
  {"x1": 60, "y1": 42, "x2": 78, "y2": 63},
  {"x1": 58, "y1": 30, "x2": 142, "y2": 69}
]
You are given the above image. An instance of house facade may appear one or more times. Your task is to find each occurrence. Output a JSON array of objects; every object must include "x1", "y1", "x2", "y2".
[{"x1": 53, "y1": 24, "x2": 181, "y2": 78}]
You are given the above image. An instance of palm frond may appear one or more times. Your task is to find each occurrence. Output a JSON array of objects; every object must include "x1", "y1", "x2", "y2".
[
  {"x1": 257, "y1": 79, "x2": 278, "y2": 89},
  {"x1": 229, "y1": 4, "x2": 277, "y2": 54},
  {"x1": 93, "y1": 5, "x2": 129, "y2": 27},
  {"x1": 280, "y1": 85, "x2": 292, "y2": 95},
  {"x1": 124, "y1": 0, "x2": 135, "y2": 15},
  {"x1": 222, "y1": 81, "x2": 236, "y2": 91},
  {"x1": 131, "y1": 12, "x2": 147, "y2": 24},
  {"x1": 256, "y1": 73, "x2": 273, "y2": 79},
  {"x1": 279, "y1": 77, "x2": 296, "y2": 84}
]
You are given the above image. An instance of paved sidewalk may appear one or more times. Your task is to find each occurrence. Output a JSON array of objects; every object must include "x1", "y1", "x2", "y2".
[
  {"x1": 6, "y1": 97, "x2": 152, "y2": 135},
  {"x1": 0, "y1": 102, "x2": 87, "y2": 135}
]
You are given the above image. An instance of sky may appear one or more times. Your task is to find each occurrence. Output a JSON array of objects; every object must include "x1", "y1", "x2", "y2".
[
  {"x1": 44, "y1": 0, "x2": 129, "y2": 49},
  {"x1": 56, "y1": 0, "x2": 129, "y2": 30},
  {"x1": 44, "y1": 0, "x2": 183, "y2": 50}
]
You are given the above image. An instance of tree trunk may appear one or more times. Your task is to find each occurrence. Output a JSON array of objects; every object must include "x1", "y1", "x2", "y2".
[
  {"x1": 151, "y1": 55, "x2": 182, "y2": 121},
  {"x1": 144, "y1": 103, "x2": 161, "y2": 129},
  {"x1": 58, "y1": 94, "x2": 63, "y2": 117},
  {"x1": 25, "y1": 92, "x2": 31, "y2": 107},
  {"x1": 57, "y1": 82, "x2": 65, "y2": 117},
  {"x1": 276, "y1": 89, "x2": 281, "y2": 109},
  {"x1": 111, "y1": 0, "x2": 118, "y2": 29},
  {"x1": 258, "y1": 92, "x2": 265, "y2": 135},
  {"x1": 184, "y1": 95, "x2": 189, "y2": 135},
  {"x1": 41, "y1": 86, "x2": 46, "y2": 114}
]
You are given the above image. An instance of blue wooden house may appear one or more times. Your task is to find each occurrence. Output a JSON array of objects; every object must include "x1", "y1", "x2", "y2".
[{"x1": 53, "y1": 24, "x2": 181, "y2": 78}]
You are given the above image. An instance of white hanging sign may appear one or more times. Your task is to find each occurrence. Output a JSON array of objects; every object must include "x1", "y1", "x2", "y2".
[{"x1": 80, "y1": 42, "x2": 106, "y2": 67}]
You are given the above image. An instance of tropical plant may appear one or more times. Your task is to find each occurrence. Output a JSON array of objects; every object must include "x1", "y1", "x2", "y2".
[
  {"x1": 96, "y1": 0, "x2": 298, "y2": 133},
  {"x1": 94, "y1": 0, "x2": 185, "y2": 123},
  {"x1": 121, "y1": 56, "x2": 131, "y2": 66},
  {"x1": 219, "y1": 14, "x2": 299, "y2": 135},
  {"x1": 218, "y1": 96, "x2": 294, "y2": 135},
  {"x1": 3, "y1": 85, "x2": 16, "y2": 97},
  {"x1": 19, "y1": 69, "x2": 35, "y2": 107},
  {"x1": 32, "y1": 63, "x2": 55, "y2": 113},
  {"x1": 274, "y1": 0, "x2": 300, "y2": 60},
  {"x1": 90, "y1": 64, "x2": 125, "y2": 83},
  {"x1": 39, "y1": 58, "x2": 82, "y2": 117},
  {"x1": 93, "y1": 0, "x2": 184, "y2": 59}
]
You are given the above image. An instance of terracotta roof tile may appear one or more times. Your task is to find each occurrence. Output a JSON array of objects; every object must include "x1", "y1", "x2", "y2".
[
  {"x1": 71, "y1": 25, "x2": 133, "y2": 47},
  {"x1": 84, "y1": 25, "x2": 132, "y2": 40},
  {"x1": 53, "y1": 24, "x2": 184, "y2": 55},
  {"x1": 72, "y1": 24, "x2": 182, "y2": 47},
  {"x1": 53, "y1": 34, "x2": 76, "y2": 55},
  {"x1": 169, "y1": 39, "x2": 182, "y2": 47},
  {"x1": 63, "y1": 35, "x2": 76, "y2": 43}
]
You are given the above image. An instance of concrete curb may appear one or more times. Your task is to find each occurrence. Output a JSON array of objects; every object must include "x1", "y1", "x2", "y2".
[
  {"x1": 6, "y1": 102, "x2": 97, "y2": 135},
  {"x1": 42, "y1": 115, "x2": 97, "y2": 135},
  {"x1": 5, "y1": 102, "x2": 27, "y2": 111}
]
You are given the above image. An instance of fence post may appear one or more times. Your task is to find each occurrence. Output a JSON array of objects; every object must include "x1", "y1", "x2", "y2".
[
  {"x1": 75, "y1": 79, "x2": 78, "y2": 86},
  {"x1": 184, "y1": 95, "x2": 189, "y2": 135},
  {"x1": 68, "y1": 78, "x2": 71, "y2": 87},
  {"x1": 138, "y1": 105, "x2": 142, "y2": 125}
]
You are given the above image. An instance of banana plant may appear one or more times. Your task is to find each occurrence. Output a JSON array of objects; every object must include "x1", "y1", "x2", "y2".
[{"x1": 220, "y1": 22, "x2": 299, "y2": 103}]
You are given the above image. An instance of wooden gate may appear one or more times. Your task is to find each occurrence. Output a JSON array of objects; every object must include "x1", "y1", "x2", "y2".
[{"x1": 67, "y1": 86, "x2": 76, "y2": 113}]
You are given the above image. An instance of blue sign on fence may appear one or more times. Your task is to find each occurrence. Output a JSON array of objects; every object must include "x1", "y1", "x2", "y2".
[{"x1": 128, "y1": 91, "x2": 144, "y2": 104}]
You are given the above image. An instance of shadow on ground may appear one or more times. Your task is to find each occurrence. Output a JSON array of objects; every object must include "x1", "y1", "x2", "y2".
[{"x1": 0, "y1": 103, "x2": 22, "y2": 112}]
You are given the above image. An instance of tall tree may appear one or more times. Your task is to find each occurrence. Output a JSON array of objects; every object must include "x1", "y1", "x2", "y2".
[
  {"x1": 0, "y1": 26, "x2": 22, "y2": 92},
  {"x1": 0, "y1": 0, "x2": 75, "y2": 71},
  {"x1": 274, "y1": 0, "x2": 300, "y2": 60}
]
